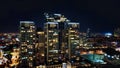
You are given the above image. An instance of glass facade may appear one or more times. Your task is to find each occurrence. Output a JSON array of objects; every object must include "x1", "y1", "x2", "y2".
[
  {"x1": 20, "y1": 21, "x2": 36, "y2": 67},
  {"x1": 44, "y1": 14, "x2": 80, "y2": 64},
  {"x1": 44, "y1": 22, "x2": 59, "y2": 64},
  {"x1": 68, "y1": 23, "x2": 80, "y2": 61}
]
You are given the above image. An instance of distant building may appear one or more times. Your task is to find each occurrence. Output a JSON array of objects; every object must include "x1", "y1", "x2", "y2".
[
  {"x1": 20, "y1": 21, "x2": 36, "y2": 67},
  {"x1": 86, "y1": 28, "x2": 91, "y2": 38},
  {"x1": 105, "y1": 33, "x2": 112, "y2": 38},
  {"x1": 114, "y1": 28, "x2": 120, "y2": 37}
]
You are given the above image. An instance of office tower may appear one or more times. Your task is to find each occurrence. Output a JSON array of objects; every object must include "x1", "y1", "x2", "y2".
[
  {"x1": 35, "y1": 30, "x2": 45, "y2": 65},
  {"x1": 20, "y1": 21, "x2": 36, "y2": 67},
  {"x1": 44, "y1": 22, "x2": 59, "y2": 65},
  {"x1": 53, "y1": 14, "x2": 68, "y2": 62},
  {"x1": 44, "y1": 13, "x2": 80, "y2": 64},
  {"x1": 68, "y1": 22, "x2": 80, "y2": 61},
  {"x1": 44, "y1": 13, "x2": 68, "y2": 64}
]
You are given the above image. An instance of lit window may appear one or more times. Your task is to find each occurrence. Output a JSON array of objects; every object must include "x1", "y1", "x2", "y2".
[
  {"x1": 50, "y1": 24, "x2": 56, "y2": 28},
  {"x1": 49, "y1": 30, "x2": 53, "y2": 32},
  {"x1": 30, "y1": 35, "x2": 33, "y2": 37},
  {"x1": 29, "y1": 57, "x2": 33, "y2": 60},
  {"x1": 33, "y1": 38, "x2": 35, "y2": 40},
  {"x1": 21, "y1": 31, "x2": 25, "y2": 32},
  {"x1": 70, "y1": 30, "x2": 75, "y2": 32},
  {"x1": 21, "y1": 27, "x2": 24, "y2": 29},
  {"x1": 27, "y1": 40, "x2": 29, "y2": 42},
  {"x1": 28, "y1": 52, "x2": 33, "y2": 54}
]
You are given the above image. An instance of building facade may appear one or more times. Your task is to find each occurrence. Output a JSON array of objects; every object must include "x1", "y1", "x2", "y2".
[
  {"x1": 44, "y1": 13, "x2": 80, "y2": 64},
  {"x1": 68, "y1": 22, "x2": 80, "y2": 61},
  {"x1": 35, "y1": 31, "x2": 45, "y2": 65},
  {"x1": 44, "y1": 22, "x2": 59, "y2": 65},
  {"x1": 20, "y1": 21, "x2": 36, "y2": 67}
]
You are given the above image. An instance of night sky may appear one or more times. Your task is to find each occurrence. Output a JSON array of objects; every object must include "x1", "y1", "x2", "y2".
[{"x1": 0, "y1": 0, "x2": 120, "y2": 33}]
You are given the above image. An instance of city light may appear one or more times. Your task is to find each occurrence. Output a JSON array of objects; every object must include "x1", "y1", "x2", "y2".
[{"x1": 0, "y1": 13, "x2": 120, "y2": 68}]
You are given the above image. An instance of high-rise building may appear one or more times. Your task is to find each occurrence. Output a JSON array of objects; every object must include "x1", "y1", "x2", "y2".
[
  {"x1": 68, "y1": 22, "x2": 80, "y2": 61},
  {"x1": 114, "y1": 28, "x2": 120, "y2": 37},
  {"x1": 44, "y1": 22, "x2": 59, "y2": 65},
  {"x1": 20, "y1": 21, "x2": 36, "y2": 67},
  {"x1": 44, "y1": 13, "x2": 80, "y2": 64},
  {"x1": 53, "y1": 14, "x2": 68, "y2": 62},
  {"x1": 35, "y1": 30, "x2": 45, "y2": 65},
  {"x1": 44, "y1": 13, "x2": 69, "y2": 64}
]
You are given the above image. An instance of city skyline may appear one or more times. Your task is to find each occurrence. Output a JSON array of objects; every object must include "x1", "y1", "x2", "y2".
[
  {"x1": 0, "y1": 0, "x2": 120, "y2": 33},
  {"x1": 0, "y1": 13, "x2": 120, "y2": 68}
]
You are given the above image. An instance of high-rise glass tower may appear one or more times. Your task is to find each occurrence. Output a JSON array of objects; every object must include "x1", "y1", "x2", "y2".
[
  {"x1": 44, "y1": 13, "x2": 80, "y2": 64},
  {"x1": 44, "y1": 13, "x2": 68, "y2": 64},
  {"x1": 44, "y1": 22, "x2": 59, "y2": 65},
  {"x1": 35, "y1": 31, "x2": 45, "y2": 65},
  {"x1": 20, "y1": 21, "x2": 36, "y2": 67},
  {"x1": 68, "y1": 22, "x2": 80, "y2": 61}
]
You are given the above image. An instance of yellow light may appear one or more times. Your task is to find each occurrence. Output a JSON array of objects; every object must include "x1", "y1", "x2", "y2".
[
  {"x1": 37, "y1": 32, "x2": 44, "y2": 34},
  {"x1": 41, "y1": 54, "x2": 44, "y2": 56},
  {"x1": 30, "y1": 35, "x2": 33, "y2": 37},
  {"x1": 70, "y1": 30, "x2": 75, "y2": 32}
]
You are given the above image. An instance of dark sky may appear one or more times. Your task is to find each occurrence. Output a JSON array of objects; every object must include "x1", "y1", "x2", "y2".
[{"x1": 0, "y1": 0, "x2": 120, "y2": 33}]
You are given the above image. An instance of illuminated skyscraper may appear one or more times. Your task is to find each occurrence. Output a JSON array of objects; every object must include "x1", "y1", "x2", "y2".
[
  {"x1": 68, "y1": 22, "x2": 80, "y2": 61},
  {"x1": 44, "y1": 13, "x2": 69, "y2": 64},
  {"x1": 35, "y1": 30, "x2": 45, "y2": 65},
  {"x1": 53, "y1": 14, "x2": 68, "y2": 62},
  {"x1": 20, "y1": 21, "x2": 36, "y2": 67},
  {"x1": 44, "y1": 22, "x2": 59, "y2": 64},
  {"x1": 44, "y1": 13, "x2": 80, "y2": 64}
]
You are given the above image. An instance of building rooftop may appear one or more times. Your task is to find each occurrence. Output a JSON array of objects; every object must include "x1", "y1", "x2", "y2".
[
  {"x1": 46, "y1": 22, "x2": 58, "y2": 24},
  {"x1": 68, "y1": 22, "x2": 79, "y2": 24},
  {"x1": 20, "y1": 21, "x2": 34, "y2": 23}
]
